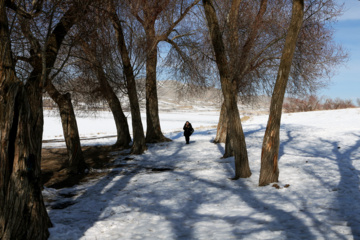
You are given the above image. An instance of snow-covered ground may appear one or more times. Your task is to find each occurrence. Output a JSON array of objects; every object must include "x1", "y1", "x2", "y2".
[{"x1": 43, "y1": 108, "x2": 360, "y2": 240}]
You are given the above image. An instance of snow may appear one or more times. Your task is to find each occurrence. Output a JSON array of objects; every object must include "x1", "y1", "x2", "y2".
[{"x1": 43, "y1": 108, "x2": 360, "y2": 240}]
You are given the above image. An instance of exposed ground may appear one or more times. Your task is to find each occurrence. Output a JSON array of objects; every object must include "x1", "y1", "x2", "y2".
[{"x1": 41, "y1": 145, "x2": 118, "y2": 189}]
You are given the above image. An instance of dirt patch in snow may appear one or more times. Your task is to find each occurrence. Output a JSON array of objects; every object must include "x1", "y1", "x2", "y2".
[{"x1": 41, "y1": 145, "x2": 117, "y2": 189}]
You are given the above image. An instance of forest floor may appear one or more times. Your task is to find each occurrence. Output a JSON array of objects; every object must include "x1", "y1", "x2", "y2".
[{"x1": 41, "y1": 145, "x2": 117, "y2": 189}]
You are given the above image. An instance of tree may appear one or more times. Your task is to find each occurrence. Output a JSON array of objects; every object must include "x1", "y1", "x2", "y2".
[
  {"x1": 80, "y1": 38, "x2": 132, "y2": 149},
  {"x1": 126, "y1": 0, "x2": 200, "y2": 143},
  {"x1": 259, "y1": 0, "x2": 304, "y2": 186},
  {"x1": 203, "y1": 0, "x2": 251, "y2": 179},
  {"x1": 0, "y1": 1, "x2": 52, "y2": 238},
  {"x1": 219, "y1": 0, "x2": 268, "y2": 159},
  {"x1": 41, "y1": 4, "x2": 90, "y2": 173},
  {"x1": 11, "y1": 0, "x2": 91, "y2": 174},
  {"x1": 109, "y1": 5, "x2": 147, "y2": 154},
  {"x1": 211, "y1": 0, "x2": 346, "y2": 147}
]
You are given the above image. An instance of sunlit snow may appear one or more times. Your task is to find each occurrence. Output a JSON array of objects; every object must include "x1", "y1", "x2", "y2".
[{"x1": 43, "y1": 108, "x2": 360, "y2": 240}]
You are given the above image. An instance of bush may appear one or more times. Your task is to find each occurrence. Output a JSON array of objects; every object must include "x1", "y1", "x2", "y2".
[{"x1": 283, "y1": 95, "x2": 355, "y2": 113}]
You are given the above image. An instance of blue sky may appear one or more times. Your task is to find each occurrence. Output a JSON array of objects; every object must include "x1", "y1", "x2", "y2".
[{"x1": 318, "y1": 0, "x2": 360, "y2": 101}]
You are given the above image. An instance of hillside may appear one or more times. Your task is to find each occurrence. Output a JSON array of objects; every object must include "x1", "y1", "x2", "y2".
[{"x1": 137, "y1": 80, "x2": 271, "y2": 115}]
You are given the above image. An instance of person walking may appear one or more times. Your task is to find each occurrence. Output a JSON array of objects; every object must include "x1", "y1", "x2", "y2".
[{"x1": 183, "y1": 121, "x2": 194, "y2": 144}]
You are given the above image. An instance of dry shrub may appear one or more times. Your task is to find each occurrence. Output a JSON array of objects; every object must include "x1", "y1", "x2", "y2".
[{"x1": 283, "y1": 95, "x2": 355, "y2": 113}]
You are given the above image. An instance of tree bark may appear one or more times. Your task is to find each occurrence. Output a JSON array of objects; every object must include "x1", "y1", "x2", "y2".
[
  {"x1": 213, "y1": 102, "x2": 227, "y2": 143},
  {"x1": 144, "y1": 23, "x2": 171, "y2": 143},
  {"x1": 203, "y1": 0, "x2": 251, "y2": 179},
  {"x1": 110, "y1": 10, "x2": 147, "y2": 154},
  {"x1": 45, "y1": 82, "x2": 87, "y2": 173},
  {"x1": 0, "y1": 1, "x2": 52, "y2": 239},
  {"x1": 259, "y1": 0, "x2": 304, "y2": 186}
]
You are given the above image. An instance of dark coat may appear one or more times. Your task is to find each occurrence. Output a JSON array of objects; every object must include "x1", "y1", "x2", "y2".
[{"x1": 183, "y1": 122, "x2": 194, "y2": 137}]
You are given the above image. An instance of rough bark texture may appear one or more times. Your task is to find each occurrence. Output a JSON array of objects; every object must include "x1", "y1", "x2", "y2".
[
  {"x1": 45, "y1": 82, "x2": 87, "y2": 173},
  {"x1": 111, "y1": 10, "x2": 147, "y2": 154},
  {"x1": 203, "y1": 0, "x2": 251, "y2": 179},
  {"x1": 259, "y1": 0, "x2": 304, "y2": 186},
  {"x1": 81, "y1": 41, "x2": 131, "y2": 149},
  {"x1": 223, "y1": 124, "x2": 234, "y2": 158},
  {"x1": 0, "y1": 1, "x2": 52, "y2": 238},
  {"x1": 213, "y1": 102, "x2": 227, "y2": 144},
  {"x1": 144, "y1": 23, "x2": 171, "y2": 143}
]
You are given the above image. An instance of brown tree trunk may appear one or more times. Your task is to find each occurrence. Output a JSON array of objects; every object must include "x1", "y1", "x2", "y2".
[
  {"x1": 213, "y1": 102, "x2": 227, "y2": 144},
  {"x1": 259, "y1": 0, "x2": 304, "y2": 186},
  {"x1": 223, "y1": 122, "x2": 234, "y2": 158},
  {"x1": 144, "y1": 23, "x2": 171, "y2": 143},
  {"x1": 111, "y1": 11, "x2": 147, "y2": 154},
  {"x1": 81, "y1": 41, "x2": 131, "y2": 149},
  {"x1": 45, "y1": 82, "x2": 87, "y2": 173},
  {"x1": 0, "y1": 2, "x2": 52, "y2": 238},
  {"x1": 203, "y1": 0, "x2": 251, "y2": 179},
  {"x1": 96, "y1": 66, "x2": 131, "y2": 149}
]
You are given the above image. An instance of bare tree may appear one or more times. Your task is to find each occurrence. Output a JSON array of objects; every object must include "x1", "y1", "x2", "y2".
[
  {"x1": 41, "y1": 3, "x2": 90, "y2": 173},
  {"x1": 259, "y1": 0, "x2": 304, "y2": 186},
  {"x1": 109, "y1": 4, "x2": 147, "y2": 154},
  {"x1": 80, "y1": 38, "x2": 132, "y2": 149},
  {"x1": 125, "y1": 0, "x2": 200, "y2": 143},
  {"x1": 8, "y1": 0, "x2": 91, "y2": 174},
  {"x1": 203, "y1": 0, "x2": 251, "y2": 179},
  {"x1": 0, "y1": 1, "x2": 52, "y2": 238},
  {"x1": 210, "y1": 0, "x2": 346, "y2": 146}
]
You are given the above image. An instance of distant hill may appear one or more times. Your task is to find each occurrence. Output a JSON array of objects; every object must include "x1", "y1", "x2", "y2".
[
  {"x1": 45, "y1": 79, "x2": 270, "y2": 116},
  {"x1": 153, "y1": 80, "x2": 270, "y2": 115}
]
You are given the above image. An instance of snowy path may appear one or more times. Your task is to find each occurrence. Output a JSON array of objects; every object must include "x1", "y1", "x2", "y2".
[{"x1": 44, "y1": 109, "x2": 360, "y2": 240}]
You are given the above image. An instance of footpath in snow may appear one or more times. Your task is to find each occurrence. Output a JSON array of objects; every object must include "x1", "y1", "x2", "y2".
[{"x1": 44, "y1": 108, "x2": 360, "y2": 240}]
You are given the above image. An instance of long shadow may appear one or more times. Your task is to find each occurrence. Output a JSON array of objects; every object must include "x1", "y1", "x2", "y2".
[
  {"x1": 168, "y1": 126, "x2": 316, "y2": 239},
  {"x1": 214, "y1": 148, "x2": 317, "y2": 239},
  {"x1": 322, "y1": 135, "x2": 360, "y2": 239},
  {"x1": 126, "y1": 168, "x2": 317, "y2": 239},
  {"x1": 249, "y1": 123, "x2": 360, "y2": 239},
  {"x1": 278, "y1": 128, "x2": 296, "y2": 160},
  {"x1": 215, "y1": 123, "x2": 354, "y2": 239},
  {"x1": 49, "y1": 126, "x2": 358, "y2": 239},
  {"x1": 47, "y1": 160, "x2": 143, "y2": 239}
]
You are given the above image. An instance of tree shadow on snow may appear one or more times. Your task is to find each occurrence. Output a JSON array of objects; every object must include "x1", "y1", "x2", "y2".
[
  {"x1": 214, "y1": 126, "x2": 319, "y2": 239},
  {"x1": 47, "y1": 162, "x2": 143, "y2": 239},
  {"x1": 47, "y1": 127, "x2": 360, "y2": 239},
  {"x1": 215, "y1": 123, "x2": 360, "y2": 239},
  {"x1": 302, "y1": 135, "x2": 360, "y2": 240}
]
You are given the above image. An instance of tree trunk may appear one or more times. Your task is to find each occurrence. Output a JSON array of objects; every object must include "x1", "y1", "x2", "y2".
[
  {"x1": 45, "y1": 82, "x2": 87, "y2": 173},
  {"x1": 80, "y1": 41, "x2": 131, "y2": 149},
  {"x1": 214, "y1": 0, "x2": 267, "y2": 148},
  {"x1": 96, "y1": 68, "x2": 131, "y2": 149},
  {"x1": 203, "y1": 0, "x2": 251, "y2": 179},
  {"x1": 111, "y1": 11, "x2": 147, "y2": 154},
  {"x1": 223, "y1": 123, "x2": 234, "y2": 158},
  {"x1": 259, "y1": 0, "x2": 304, "y2": 186},
  {"x1": 144, "y1": 24, "x2": 171, "y2": 143},
  {"x1": 213, "y1": 102, "x2": 227, "y2": 144},
  {"x1": 0, "y1": 2, "x2": 52, "y2": 238}
]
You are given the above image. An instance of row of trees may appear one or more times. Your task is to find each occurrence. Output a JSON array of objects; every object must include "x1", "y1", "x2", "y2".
[{"x1": 0, "y1": 0, "x2": 346, "y2": 239}]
